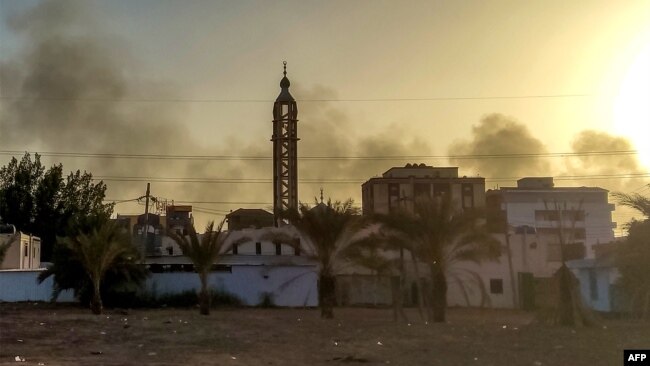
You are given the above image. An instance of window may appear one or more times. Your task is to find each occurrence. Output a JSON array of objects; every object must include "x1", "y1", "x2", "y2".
[
  {"x1": 388, "y1": 183, "x2": 400, "y2": 211},
  {"x1": 433, "y1": 183, "x2": 450, "y2": 197},
  {"x1": 24, "y1": 245, "x2": 28, "y2": 257},
  {"x1": 490, "y1": 279, "x2": 503, "y2": 294},
  {"x1": 275, "y1": 243, "x2": 282, "y2": 255},
  {"x1": 256, "y1": 242, "x2": 262, "y2": 255},
  {"x1": 462, "y1": 183, "x2": 474, "y2": 209},
  {"x1": 232, "y1": 243, "x2": 238, "y2": 255}
]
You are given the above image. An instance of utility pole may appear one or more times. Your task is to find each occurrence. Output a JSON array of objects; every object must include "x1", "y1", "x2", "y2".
[
  {"x1": 504, "y1": 226, "x2": 518, "y2": 309},
  {"x1": 143, "y1": 183, "x2": 150, "y2": 254}
]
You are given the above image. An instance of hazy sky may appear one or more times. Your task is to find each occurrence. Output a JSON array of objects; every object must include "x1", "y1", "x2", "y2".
[{"x1": 1, "y1": 0, "x2": 649, "y2": 233}]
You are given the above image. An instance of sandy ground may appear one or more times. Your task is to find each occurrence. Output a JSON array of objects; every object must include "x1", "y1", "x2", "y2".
[{"x1": 0, "y1": 303, "x2": 648, "y2": 366}]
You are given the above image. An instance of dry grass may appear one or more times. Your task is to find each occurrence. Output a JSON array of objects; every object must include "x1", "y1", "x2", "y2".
[{"x1": 0, "y1": 303, "x2": 648, "y2": 365}]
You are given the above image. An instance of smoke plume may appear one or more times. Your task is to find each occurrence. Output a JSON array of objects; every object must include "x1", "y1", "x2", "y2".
[
  {"x1": 0, "y1": 0, "x2": 433, "y2": 226},
  {"x1": 447, "y1": 113, "x2": 551, "y2": 183}
]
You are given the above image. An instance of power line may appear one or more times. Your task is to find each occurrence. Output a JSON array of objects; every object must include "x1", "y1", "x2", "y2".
[
  {"x1": 106, "y1": 199, "x2": 272, "y2": 205},
  {"x1": 0, "y1": 93, "x2": 595, "y2": 104},
  {"x1": 0, "y1": 149, "x2": 639, "y2": 161},
  {"x1": 94, "y1": 172, "x2": 650, "y2": 185}
]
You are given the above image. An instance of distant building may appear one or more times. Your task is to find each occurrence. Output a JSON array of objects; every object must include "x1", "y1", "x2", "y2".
[
  {"x1": 114, "y1": 205, "x2": 194, "y2": 256},
  {"x1": 166, "y1": 205, "x2": 194, "y2": 235},
  {"x1": 226, "y1": 209, "x2": 274, "y2": 231},
  {"x1": 486, "y1": 177, "x2": 616, "y2": 260},
  {"x1": 361, "y1": 163, "x2": 486, "y2": 215},
  {"x1": 447, "y1": 177, "x2": 618, "y2": 310},
  {"x1": 352, "y1": 164, "x2": 486, "y2": 307},
  {"x1": 567, "y1": 241, "x2": 622, "y2": 313},
  {"x1": 0, "y1": 224, "x2": 41, "y2": 270}
]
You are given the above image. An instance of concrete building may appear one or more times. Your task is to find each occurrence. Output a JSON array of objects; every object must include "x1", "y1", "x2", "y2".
[
  {"x1": 567, "y1": 242, "x2": 622, "y2": 313},
  {"x1": 226, "y1": 209, "x2": 274, "y2": 231},
  {"x1": 447, "y1": 177, "x2": 618, "y2": 310},
  {"x1": 356, "y1": 164, "x2": 488, "y2": 307},
  {"x1": 114, "y1": 205, "x2": 195, "y2": 256},
  {"x1": 486, "y1": 177, "x2": 616, "y2": 260},
  {"x1": 361, "y1": 163, "x2": 486, "y2": 215},
  {"x1": 0, "y1": 224, "x2": 41, "y2": 270}
]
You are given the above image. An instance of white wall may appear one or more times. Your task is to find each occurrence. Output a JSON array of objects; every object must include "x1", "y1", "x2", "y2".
[
  {"x1": 446, "y1": 232, "x2": 564, "y2": 309},
  {"x1": 0, "y1": 270, "x2": 75, "y2": 302},
  {"x1": 0, "y1": 266, "x2": 318, "y2": 307},
  {"x1": 145, "y1": 265, "x2": 318, "y2": 307}
]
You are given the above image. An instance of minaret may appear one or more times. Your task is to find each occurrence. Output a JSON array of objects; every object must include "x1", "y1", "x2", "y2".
[{"x1": 272, "y1": 61, "x2": 299, "y2": 225}]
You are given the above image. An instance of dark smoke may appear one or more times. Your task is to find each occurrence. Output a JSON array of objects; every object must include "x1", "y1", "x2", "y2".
[
  {"x1": 294, "y1": 85, "x2": 432, "y2": 201},
  {"x1": 0, "y1": 0, "x2": 433, "y2": 225},
  {"x1": 565, "y1": 130, "x2": 644, "y2": 191},
  {"x1": 568, "y1": 130, "x2": 641, "y2": 174},
  {"x1": 0, "y1": 0, "x2": 264, "y2": 222},
  {"x1": 447, "y1": 113, "x2": 550, "y2": 182}
]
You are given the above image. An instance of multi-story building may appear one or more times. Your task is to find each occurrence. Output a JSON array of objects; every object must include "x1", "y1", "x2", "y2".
[
  {"x1": 361, "y1": 163, "x2": 486, "y2": 214},
  {"x1": 486, "y1": 177, "x2": 616, "y2": 261},
  {"x1": 114, "y1": 205, "x2": 194, "y2": 256},
  {"x1": 354, "y1": 164, "x2": 486, "y2": 306},
  {"x1": 450, "y1": 177, "x2": 618, "y2": 309}
]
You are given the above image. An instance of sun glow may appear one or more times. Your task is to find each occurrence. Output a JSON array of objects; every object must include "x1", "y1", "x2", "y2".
[{"x1": 613, "y1": 38, "x2": 650, "y2": 169}]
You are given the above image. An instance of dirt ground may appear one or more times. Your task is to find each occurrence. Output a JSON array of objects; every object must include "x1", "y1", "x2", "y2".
[{"x1": 0, "y1": 303, "x2": 648, "y2": 366}]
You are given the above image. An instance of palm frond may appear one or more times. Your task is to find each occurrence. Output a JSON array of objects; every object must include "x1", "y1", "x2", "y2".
[{"x1": 613, "y1": 192, "x2": 650, "y2": 219}]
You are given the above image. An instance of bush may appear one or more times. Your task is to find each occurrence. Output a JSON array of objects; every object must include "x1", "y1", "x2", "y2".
[
  {"x1": 104, "y1": 287, "x2": 242, "y2": 309},
  {"x1": 257, "y1": 292, "x2": 277, "y2": 308}
]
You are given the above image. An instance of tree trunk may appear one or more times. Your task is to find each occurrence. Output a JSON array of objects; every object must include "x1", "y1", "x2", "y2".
[
  {"x1": 550, "y1": 264, "x2": 598, "y2": 327},
  {"x1": 319, "y1": 273, "x2": 336, "y2": 319},
  {"x1": 556, "y1": 265, "x2": 575, "y2": 326},
  {"x1": 431, "y1": 264, "x2": 447, "y2": 323},
  {"x1": 504, "y1": 232, "x2": 518, "y2": 308},
  {"x1": 391, "y1": 276, "x2": 408, "y2": 322},
  {"x1": 199, "y1": 273, "x2": 210, "y2": 315},
  {"x1": 410, "y1": 253, "x2": 427, "y2": 321},
  {"x1": 90, "y1": 278, "x2": 103, "y2": 315}
]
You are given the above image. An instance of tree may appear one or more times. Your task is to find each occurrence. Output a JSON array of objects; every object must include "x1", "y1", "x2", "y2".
[
  {"x1": 52, "y1": 221, "x2": 142, "y2": 314},
  {"x1": 377, "y1": 196, "x2": 500, "y2": 323},
  {"x1": 0, "y1": 153, "x2": 113, "y2": 260},
  {"x1": 542, "y1": 200, "x2": 598, "y2": 327},
  {"x1": 613, "y1": 192, "x2": 650, "y2": 218},
  {"x1": 342, "y1": 234, "x2": 408, "y2": 321},
  {"x1": 0, "y1": 153, "x2": 44, "y2": 233},
  {"x1": 264, "y1": 199, "x2": 366, "y2": 319},
  {"x1": 168, "y1": 219, "x2": 241, "y2": 315},
  {"x1": 613, "y1": 191, "x2": 650, "y2": 317}
]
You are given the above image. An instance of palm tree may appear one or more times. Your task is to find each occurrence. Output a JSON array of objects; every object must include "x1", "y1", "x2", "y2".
[
  {"x1": 264, "y1": 199, "x2": 366, "y2": 319},
  {"x1": 612, "y1": 191, "x2": 650, "y2": 218},
  {"x1": 60, "y1": 221, "x2": 139, "y2": 314},
  {"x1": 342, "y1": 235, "x2": 408, "y2": 321},
  {"x1": 613, "y1": 190, "x2": 650, "y2": 317},
  {"x1": 378, "y1": 196, "x2": 500, "y2": 322},
  {"x1": 168, "y1": 219, "x2": 242, "y2": 315}
]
